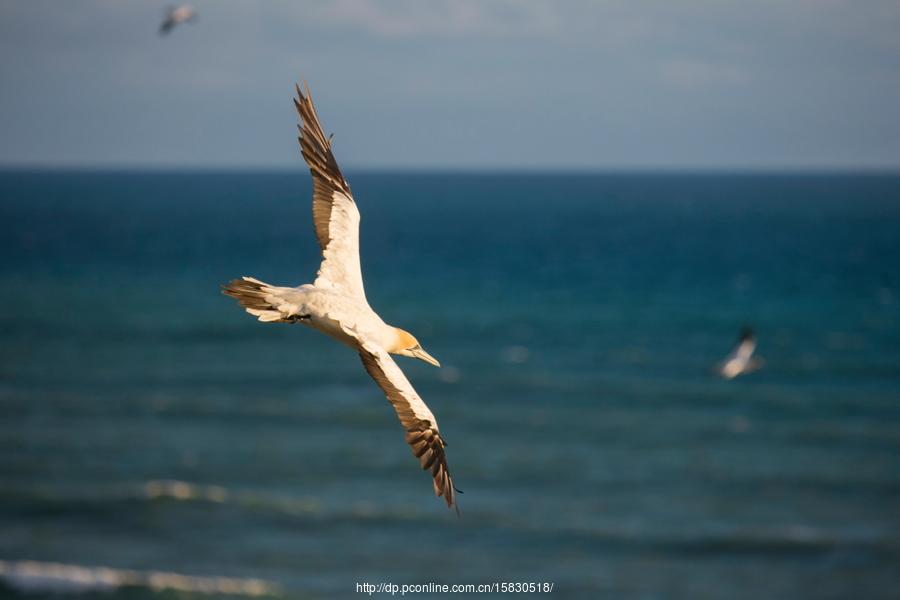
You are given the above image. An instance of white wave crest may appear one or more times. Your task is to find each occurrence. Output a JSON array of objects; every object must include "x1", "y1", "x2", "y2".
[{"x1": 0, "y1": 560, "x2": 279, "y2": 596}]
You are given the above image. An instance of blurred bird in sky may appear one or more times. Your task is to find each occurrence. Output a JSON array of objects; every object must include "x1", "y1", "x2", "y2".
[
  {"x1": 716, "y1": 326, "x2": 763, "y2": 379},
  {"x1": 159, "y1": 5, "x2": 196, "y2": 35},
  {"x1": 223, "y1": 84, "x2": 459, "y2": 512}
]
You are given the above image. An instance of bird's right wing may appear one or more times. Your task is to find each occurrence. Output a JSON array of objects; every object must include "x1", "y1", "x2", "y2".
[
  {"x1": 293, "y1": 84, "x2": 367, "y2": 302},
  {"x1": 357, "y1": 342, "x2": 458, "y2": 512}
]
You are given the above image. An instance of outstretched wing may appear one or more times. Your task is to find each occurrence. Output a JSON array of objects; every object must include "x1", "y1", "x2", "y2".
[
  {"x1": 358, "y1": 342, "x2": 458, "y2": 512},
  {"x1": 734, "y1": 338, "x2": 756, "y2": 361},
  {"x1": 293, "y1": 84, "x2": 367, "y2": 301}
]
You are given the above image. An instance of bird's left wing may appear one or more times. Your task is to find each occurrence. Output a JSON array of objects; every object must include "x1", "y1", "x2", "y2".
[
  {"x1": 358, "y1": 342, "x2": 458, "y2": 512},
  {"x1": 293, "y1": 84, "x2": 367, "y2": 302}
]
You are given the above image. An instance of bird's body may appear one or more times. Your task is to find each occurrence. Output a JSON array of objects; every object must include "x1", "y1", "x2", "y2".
[
  {"x1": 223, "y1": 84, "x2": 457, "y2": 511},
  {"x1": 717, "y1": 327, "x2": 762, "y2": 379},
  {"x1": 226, "y1": 279, "x2": 396, "y2": 350},
  {"x1": 159, "y1": 5, "x2": 196, "y2": 35}
]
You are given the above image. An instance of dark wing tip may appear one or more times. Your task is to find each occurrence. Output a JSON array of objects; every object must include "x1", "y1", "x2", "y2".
[
  {"x1": 405, "y1": 423, "x2": 458, "y2": 512},
  {"x1": 292, "y1": 80, "x2": 351, "y2": 196}
]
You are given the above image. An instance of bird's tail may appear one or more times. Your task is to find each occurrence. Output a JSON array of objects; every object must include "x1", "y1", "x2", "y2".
[{"x1": 221, "y1": 276, "x2": 296, "y2": 323}]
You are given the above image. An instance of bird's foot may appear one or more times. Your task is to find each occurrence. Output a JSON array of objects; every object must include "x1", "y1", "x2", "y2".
[{"x1": 286, "y1": 314, "x2": 311, "y2": 323}]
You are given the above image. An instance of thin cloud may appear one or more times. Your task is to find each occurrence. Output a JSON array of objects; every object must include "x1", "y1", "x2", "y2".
[
  {"x1": 305, "y1": 0, "x2": 560, "y2": 38},
  {"x1": 661, "y1": 59, "x2": 752, "y2": 88}
]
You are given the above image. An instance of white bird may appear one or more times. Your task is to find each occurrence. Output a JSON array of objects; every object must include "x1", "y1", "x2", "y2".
[
  {"x1": 159, "y1": 5, "x2": 197, "y2": 35},
  {"x1": 223, "y1": 84, "x2": 458, "y2": 511},
  {"x1": 716, "y1": 326, "x2": 763, "y2": 379}
]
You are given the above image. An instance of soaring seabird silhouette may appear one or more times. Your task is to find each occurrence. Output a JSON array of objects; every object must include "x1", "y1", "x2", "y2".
[
  {"x1": 223, "y1": 84, "x2": 458, "y2": 511},
  {"x1": 716, "y1": 326, "x2": 763, "y2": 379},
  {"x1": 159, "y1": 5, "x2": 196, "y2": 35}
]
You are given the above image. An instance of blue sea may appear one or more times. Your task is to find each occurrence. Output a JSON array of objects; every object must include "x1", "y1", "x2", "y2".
[{"x1": 1, "y1": 171, "x2": 898, "y2": 599}]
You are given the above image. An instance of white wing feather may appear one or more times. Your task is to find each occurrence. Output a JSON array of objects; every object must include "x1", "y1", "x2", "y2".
[{"x1": 294, "y1": 85, "x2": 367, "y2": 301}]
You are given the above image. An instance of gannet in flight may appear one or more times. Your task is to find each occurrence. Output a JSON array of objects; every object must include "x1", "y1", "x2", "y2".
[
  {"x1": 223, "y1": 84, "x2": 458, "y2": 511},
  {"x1": 716, "y1": 326, "x2": 763, "y2": 379},
  {"x1": 159, "y1": 5, "x2": 197, "y2": 35}
]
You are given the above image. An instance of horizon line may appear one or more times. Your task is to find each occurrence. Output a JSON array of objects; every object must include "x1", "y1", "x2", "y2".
[{"x1": 2, "y1": 163, "x2": 900, "y2": 176}]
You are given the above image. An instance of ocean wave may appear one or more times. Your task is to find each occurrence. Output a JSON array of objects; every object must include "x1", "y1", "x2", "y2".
[
  {"x1": 0, "y1": 560, "x2": 279, "y2": 596},
  {"x1": 142, "y1": 479, "x2": 231, "y2": 504},
  {"x1": 130, "y1": 479, "x2": 439, "y2": 522},
  {"x1": 141, "y1": 479, "x2": 323, "y2": 516},
  {"x1": 2, "y1": 480, "x2": 436, "y2": 523}
]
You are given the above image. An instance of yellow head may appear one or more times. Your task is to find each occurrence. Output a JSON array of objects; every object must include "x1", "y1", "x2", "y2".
[{"x1": 390, "y1": 328, "x2": 441, "y2": 367}]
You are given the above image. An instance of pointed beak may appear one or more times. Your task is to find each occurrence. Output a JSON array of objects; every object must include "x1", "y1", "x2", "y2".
[{"x1": 412, "y1": 347, "x2": 441, "y2": 367}]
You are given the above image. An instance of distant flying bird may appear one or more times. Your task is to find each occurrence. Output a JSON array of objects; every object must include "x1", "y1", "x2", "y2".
[
  {"x1": 159, "y1": 5, "x2": 196, "y2": 35},
  {"x1": 223, "y1": 84, "x2": 458, "y2": 511},
  {"x1": 716, "y1": 326, "x2": 763, "y2": 379}
]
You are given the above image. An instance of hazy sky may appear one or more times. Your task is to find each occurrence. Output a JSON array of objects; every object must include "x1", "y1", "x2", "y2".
[{"x1": 2, "y1": 1, "x2": 899, "y2": 169}]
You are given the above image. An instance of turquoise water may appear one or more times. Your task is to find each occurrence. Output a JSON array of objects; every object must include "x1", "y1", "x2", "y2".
[{"x1": 1, "y1": 171, "x2": 899, "y2": 598}]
